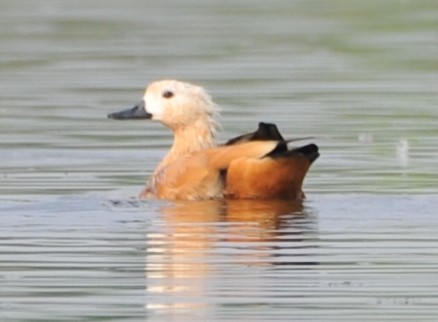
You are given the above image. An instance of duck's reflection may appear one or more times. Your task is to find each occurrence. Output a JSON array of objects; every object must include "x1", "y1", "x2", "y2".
[{"x1": 145, "y1": 198, "x2": 318, "y2": 313}]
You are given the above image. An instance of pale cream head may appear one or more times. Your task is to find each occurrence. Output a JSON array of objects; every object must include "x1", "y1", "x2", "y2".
[{"x1": 142, "y1": 80, "x2": 219, "y2": 131}]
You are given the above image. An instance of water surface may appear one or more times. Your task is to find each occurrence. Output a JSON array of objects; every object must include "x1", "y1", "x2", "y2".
[{"x1": 1, "y1": 0, "x2": 437, "y2": 321}]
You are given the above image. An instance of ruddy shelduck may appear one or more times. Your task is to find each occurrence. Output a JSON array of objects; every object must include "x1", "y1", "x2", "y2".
[{"x1": 108, "y1": 80, "x2": 319, "y2": 201}]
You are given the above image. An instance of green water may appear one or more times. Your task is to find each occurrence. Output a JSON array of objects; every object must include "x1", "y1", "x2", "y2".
[{"x1": 1, "y1": 0, "x2": 437, "y2": 321}]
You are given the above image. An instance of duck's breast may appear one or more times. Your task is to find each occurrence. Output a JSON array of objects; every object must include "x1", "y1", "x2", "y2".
[{"x1": 152, "y1": 153, "x2": 223, "y2": 200}]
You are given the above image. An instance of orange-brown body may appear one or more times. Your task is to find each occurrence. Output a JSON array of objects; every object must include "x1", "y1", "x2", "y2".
[
  {"x1": 226, "y1": 155, "x2": 311, "y2": 199},
  {"x1": 109, "y1": 80, "x2": 319, "y2": 201}
]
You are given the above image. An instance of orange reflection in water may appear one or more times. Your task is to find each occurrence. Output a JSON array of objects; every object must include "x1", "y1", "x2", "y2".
[{"x1": 145, "y1": 198, "x2": 314, "y2": 314}]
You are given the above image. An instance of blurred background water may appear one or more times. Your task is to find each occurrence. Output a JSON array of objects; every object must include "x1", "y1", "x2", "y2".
[{"x1": 0, "y1": 0, "x2": 437, "y2": 321}]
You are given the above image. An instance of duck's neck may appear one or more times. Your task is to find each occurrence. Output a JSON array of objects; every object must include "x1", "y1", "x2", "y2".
[{"x1": 155, "y1": 117, "x2": 217, "y2": 174}]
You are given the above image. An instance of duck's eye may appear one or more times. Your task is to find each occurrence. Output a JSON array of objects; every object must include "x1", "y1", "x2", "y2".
[{"x1": 162, "y1": 90, "x2": 174, "y2": 99}]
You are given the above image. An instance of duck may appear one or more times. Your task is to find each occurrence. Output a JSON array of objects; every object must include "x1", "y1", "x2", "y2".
[{"x1": 108, "y1": 80, "x2": 319, "y2": 201}]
